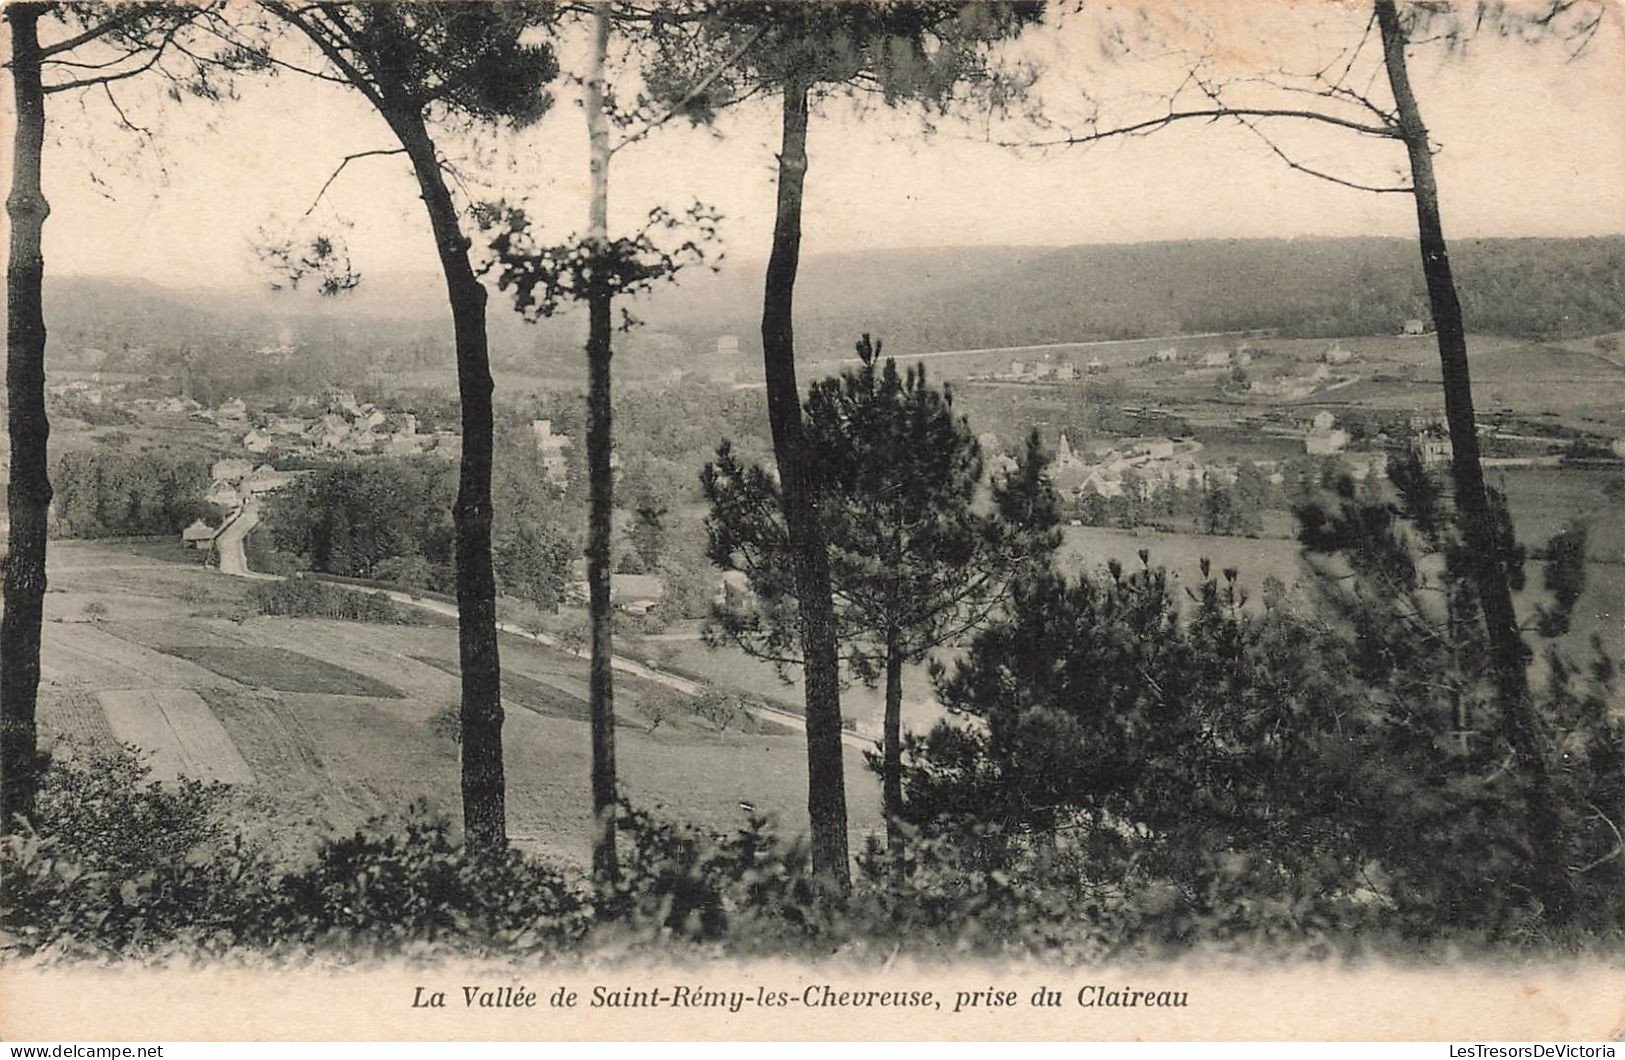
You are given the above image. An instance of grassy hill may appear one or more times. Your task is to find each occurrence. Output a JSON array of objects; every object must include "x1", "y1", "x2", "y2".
[{"x1": 33, "y1": 540, "x2": 883, "y2": 867}]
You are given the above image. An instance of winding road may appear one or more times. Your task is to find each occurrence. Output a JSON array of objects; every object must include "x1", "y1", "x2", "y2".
[{"x1": 210, "y1": 504, "x2": 872, "y2": 748}]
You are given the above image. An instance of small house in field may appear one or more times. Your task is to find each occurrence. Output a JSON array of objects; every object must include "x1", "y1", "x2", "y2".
[
  {"x1": 1201, "y1": 349, "x2": 1230, "y2": 368},
  {"x1": 181, "y1": 519, "x2": 218, "y2": 550},
  {"x1": 1055, "y1": 362, "x2": 1078, "y2": 381},
  {"x1": 1155, "y1": 347, "x2": 1179, "y2": 363},
  {"x1": 1086, "y1": 357, "x2": 1106, "y2": 374},
  {"x1": 1401, "y1": 318, "x2": 1428, "y2": 335},
  {"x1": 1324, "y1": 343, "x2": 1353, "y2": 365},
  {"x1": 1312, "y1": 410, "x2": 1338, "y2": 433}
]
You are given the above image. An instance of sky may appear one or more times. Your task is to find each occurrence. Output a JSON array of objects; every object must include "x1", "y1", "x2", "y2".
[{"x1": 5, "y1": 0, "x2": 1623, "y2": 292}]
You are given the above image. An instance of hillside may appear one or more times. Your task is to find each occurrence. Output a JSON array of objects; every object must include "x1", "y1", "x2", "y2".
[{"x1": 30, "y1": 235, "x2": 1624, "y2": 383}]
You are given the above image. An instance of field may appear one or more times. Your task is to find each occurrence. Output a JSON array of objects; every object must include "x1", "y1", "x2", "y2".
[
  {"x1": 29, "y1": 540, "x2": 883, "y2": 867},
  {"x1": 1056, "y1": 522, "x2": 1623, "y2": 662}
]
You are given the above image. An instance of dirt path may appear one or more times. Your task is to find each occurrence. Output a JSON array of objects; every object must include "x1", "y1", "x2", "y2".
[{"x1": 215, "y1": 500, "x2": 275, "y2": 580}]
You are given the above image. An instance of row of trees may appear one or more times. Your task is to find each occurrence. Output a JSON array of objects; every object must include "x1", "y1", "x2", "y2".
[
  {"x1": 2, "y1": 2, "x2": 1610, "y2": 906},
  {"x1": 1071, "y1": 463, "x2": 1276, "y2": 537},
  {"x1": 262, "y1": 449, "x2": 573, "y2": 615},
  {"x1": 48, "y1": 449, "x2": 215, "y2": 540}
]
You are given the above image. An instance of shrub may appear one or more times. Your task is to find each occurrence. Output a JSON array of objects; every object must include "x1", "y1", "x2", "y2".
[
  {"x1": 429, "y1": 702, "x2": 462, "y2": 745},
  {"x1": 246, "y1": 578, "x2": 425, "y2": 625},
  {"x1": 268, "y1": 805, "x2": 591, "y2": 958}
]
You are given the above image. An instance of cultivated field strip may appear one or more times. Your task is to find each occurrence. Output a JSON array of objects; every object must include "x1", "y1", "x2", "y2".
[
  {"x1": 98, "y1": 688, "x2": 255, "y2": 784},
  {"x1": 40, "y1": 623, "x2": 238, "y2": 690},
  {"x1": 36, "y1": 687, "x2": 119, "y2": 752}
]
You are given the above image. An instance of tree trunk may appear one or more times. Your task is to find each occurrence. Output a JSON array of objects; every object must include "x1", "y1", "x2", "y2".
[
  {"x1": 1, "y1": 3, "x2": 50, "y2": 833},
  {"x1": 883, "y1": 627, "x2": 904, "y2": 864},
  {"x1": 391, "y1": 109, "x2": 506, "y2": 856},
  {"x1": 1375, "y1": 0, "x2": 1564, "y2": 918},
  {"x1": 584, "y1": 5, "x2": 619, "y2": 885},
  {"x1": 762, "y1": 82, "x2": 850, "y2": 890}
]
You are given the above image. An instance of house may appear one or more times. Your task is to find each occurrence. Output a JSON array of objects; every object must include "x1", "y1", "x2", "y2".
[
  {"x1": 244, "y1": 465, "x2": 296, "y2": 495},
  {"x1": 181, "y1": 519, "x2": 218, "y2": 550},
  {"x1": 1415, "y1": 436, "x2": 1452, "y2": 466},
  {"x1": 217, "y1": 397, "x2": 248, "y2": 421},
  {"x1": 206, "y1": 481, "x2": 241, "y2": 509},
  {"x1": 1137, "y1": 437, "x2": 1178, "y2": 460},
  {"x1": 1408, "y1": 411, "x2": 1442, "y2": 434},
  {"x1": 1305, "y1": 428, "x2": 1349, "y2": 456},
  {"x1": 1155, "y1": 347, "x2": 1179, "y2": 363},
  {"x1": 572, "y1": 573, "x2": 666, "y2": 614},
  {"x1": 1201, "y1": 350, "x2": 1230, "y2": 368},
  {"x1": 1323, "y1": 343, "x2": 1353, "y2": 366},
  {"x1": 242, "y1": 429, "x2": 275, "y2": 455},
  {"x1": 211, "y1": 458, "x2": 253, "y2": 483},
  {"x1": 1401, "y1": 318, "x2": 1429, "y2": 335},
  {"x1": 1086, "y1": 357, "x2": 1106, "y2": 374},
  {"x1": 1312, "y1": 410, "x2": 1337, "y2": 433},
  {"x1": 307, "y1": 414, "x2": 351, "y2": 450},
  {"x1": 1009, "y1": 360, "x2": 1027, "y2": 377},
  {"x1": 1054, "y1": 362, "x2": 1077, "y2": 381}
]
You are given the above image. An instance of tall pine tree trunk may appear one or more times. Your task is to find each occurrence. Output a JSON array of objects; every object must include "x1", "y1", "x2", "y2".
[
  {"x1": 883, "y1": 627, "x2": 904, "y2": 862},
  {"x1": 391, "y1": 110, "x2": 506, "y2": 856},
  {"x1": 584, "y1": 5, "x2": 619, "y2": 885},
  {"x1": 1, "y1": 3, "x2": 50, "y2": 833},
  {"x1": 1375, "y1": 0, "x2": 1564, "y2": 918},
  {"x1": 762, "y1": 81, "x2": 850, "y2": 889}
]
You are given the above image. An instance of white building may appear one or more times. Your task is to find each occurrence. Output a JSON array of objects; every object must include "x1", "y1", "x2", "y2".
[{"x1": 1305, "y1": 428, "x2": 1349, "y2": 456}]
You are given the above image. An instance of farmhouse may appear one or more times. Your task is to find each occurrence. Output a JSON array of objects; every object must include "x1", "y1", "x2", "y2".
[
  {"x1": 1155, "y1": 347, "x2": 1179, "y2": 363},
  {"x1": 1323, "y1": 343, "x2": 1353, "y2": 365},
  {"x1": 1401, "y1": 318, "x2": 1429, "y2": 335}
]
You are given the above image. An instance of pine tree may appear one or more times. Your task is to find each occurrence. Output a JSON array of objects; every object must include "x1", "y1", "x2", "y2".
[{"x1": 705, "y1": 337, "x2": 1059, "y2": 859}]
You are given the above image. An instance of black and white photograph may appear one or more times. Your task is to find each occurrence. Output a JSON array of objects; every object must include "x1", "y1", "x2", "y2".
[{"x1": 0, "y1": 0, "x2": 1622, "y2": 1043}]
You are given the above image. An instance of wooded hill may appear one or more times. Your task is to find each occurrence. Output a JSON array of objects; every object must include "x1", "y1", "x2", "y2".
[{"x1": 35, "y1": 235, "x2": 1624, "y2": 382}]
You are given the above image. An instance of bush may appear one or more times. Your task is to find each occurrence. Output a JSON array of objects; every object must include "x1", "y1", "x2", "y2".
[
  {"x1": 269, "y1": 806, "x2": 591, "y2": 957},
  {"x1": 3, "y1": 753, "x2": 591, "y2": 963},
  {"x1": 246, "y1": 578, "x2": 425, "y2": 625}
]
